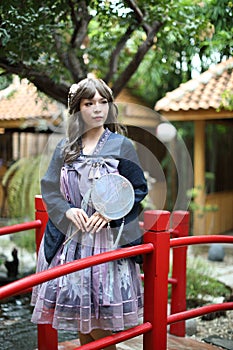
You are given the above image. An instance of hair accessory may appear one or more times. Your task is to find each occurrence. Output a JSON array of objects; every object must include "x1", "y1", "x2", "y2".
[
  {"x1": 69, "y1": 83, "x2": 80, "y2": 95},
  {"x1": 68, "y1": 83, "x2": 81, "y2": 108}
]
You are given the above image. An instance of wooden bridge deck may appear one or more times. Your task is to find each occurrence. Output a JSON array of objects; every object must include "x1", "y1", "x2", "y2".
[{"x1": 57, "y1": 334, "x2": 222, "y2": 349}]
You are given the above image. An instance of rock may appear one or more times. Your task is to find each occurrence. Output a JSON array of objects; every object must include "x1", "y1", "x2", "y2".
[
  {"x1": 208, "y1": 244, "x2": 225, "y2": 262},
  {"x1": 185, "y1": 318, "x2": 197, "y2": 336},
  {"x1": 203, "y1": 335, "x2": 233, "y2": 350},
  {"x1": 202, "y1": 310, "x2": 226, "y2": 320}
]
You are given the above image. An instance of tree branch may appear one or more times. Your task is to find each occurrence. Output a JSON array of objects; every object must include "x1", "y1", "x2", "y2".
[
  {"x1": 68, "y1": 0, "x2": 92, "y2": 48},
  {"x1": 53, "y1": 31, "x2": 87, "y2": 82},
  {"x1": 52, "y1": 0, "x2": 91, "y2": 82},
  {"x1": 53, "y1": 32, "x2": 70, "y2": 69},
  {"x1": 124, "y1": 0, "x2": 150, "y2": 33},
  {"x1": 104, "y1": 25, "x2": 135, "y2": 83},
  {"x1": 105, "y1": 0, "x2": 157, "y2": 84},
  {"x1": 0, "y1": 58, "x2": 69, "y2": 105},
  {"x1": 112, "y1": 20, "x2": 163, "y2": 97},
  {"x1": 52, "y1": 1, "x2": 92, "y2": 83},
  {"x1": 67, "y1": 50, "x2": 87, "y2": 82}
]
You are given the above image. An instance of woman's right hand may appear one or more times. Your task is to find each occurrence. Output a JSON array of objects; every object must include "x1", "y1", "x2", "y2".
[{"x1": 66, "y1": 208, "x2": 89, "y2": 232}]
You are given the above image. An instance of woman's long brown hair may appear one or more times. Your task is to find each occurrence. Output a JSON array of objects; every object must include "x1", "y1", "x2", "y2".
[{"x1": 63, "y1": 78, "x2": 125, "y2": 163}]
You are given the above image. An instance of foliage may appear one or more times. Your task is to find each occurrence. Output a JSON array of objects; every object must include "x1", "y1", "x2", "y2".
[
  {"x1": 2, "y1": 155, "x2": 48, "y2": 252},
  {"x1": 0, "y1": 1, "x2": 232, "y2": 105},
  {"x1": 10, "y1": 229, "x2": 35, "y2": 253},
  {"x1": 168, "y1": 256, "x2": 231, "y2": 305},
  {"x1": 185, "y1": 257, "x2": 231, "y2": 303},
  {"x1": 187, "y1": 185, "x2": 218, "y2": 214},
  {"x1": 3, "y1": 157, "x2": 41, "y2": 219},
  {"x1": 0, "y1": 74, "x2": 12, "y2": 90},
  {"x1": 124, "y1": 1, "x2": 233, "y2": 104},
  {"x1": 217, "y1": 89, "x2": 233, "y2": 111}
]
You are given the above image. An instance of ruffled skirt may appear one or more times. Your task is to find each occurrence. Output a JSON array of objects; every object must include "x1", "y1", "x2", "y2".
[{"x1": 31, "y1": 227, "x2": 143, "y2": 334}]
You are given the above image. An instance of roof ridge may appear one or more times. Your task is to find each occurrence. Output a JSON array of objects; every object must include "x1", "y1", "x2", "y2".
[
  {"x1": 180, "y1": 57, "x2": 233, "y2": 91},
  {"x1": 155, "y1": 57, "x2": 233, "y2": 112}
]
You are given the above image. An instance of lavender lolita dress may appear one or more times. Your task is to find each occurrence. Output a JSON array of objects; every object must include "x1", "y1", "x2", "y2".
[{"x1": 31, "y1": 128, "x2": 148, "y2": 334}]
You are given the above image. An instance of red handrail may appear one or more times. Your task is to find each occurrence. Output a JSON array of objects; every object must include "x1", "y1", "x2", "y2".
[
  {"x1": 168, "y1": 302, "x2": 233, "y2": 324},
  {"x1": 0, "y1": 244, "x2": 153, "y2": 300},
  {"x1": 0, "y1": 199, "x2": 232, "y2": 350},
  {"x1": 73, "y1": 323, "x2": 152, "y2": 350},
  {"x1": 170, "y1": 235, "x2": 233, "y2": 247},
  {"x1": 0, "y1": 220, "x2": 42, "y2": 236}
]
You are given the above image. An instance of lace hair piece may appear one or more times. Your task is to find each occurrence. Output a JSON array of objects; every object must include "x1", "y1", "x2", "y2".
[{"x1": 68, "y1": 82, "x2": 84, "y2": 109}]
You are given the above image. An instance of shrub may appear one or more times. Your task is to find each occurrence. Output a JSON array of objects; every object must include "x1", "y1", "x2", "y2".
[
  {"x1": 2, "y1": 155, "x2": 48, "y2": 252},
  {"x1": 169, "y1": 256, "x2": 231, "y2": 307}
]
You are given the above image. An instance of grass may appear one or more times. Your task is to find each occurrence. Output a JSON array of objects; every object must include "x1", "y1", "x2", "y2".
[{"x1": 168, "y1": 256, "x2": 231, "y2": 307}]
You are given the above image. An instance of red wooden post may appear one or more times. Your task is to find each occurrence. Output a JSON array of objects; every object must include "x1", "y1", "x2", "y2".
[
  {"x1": 170, "y1": 210, "x2": 190, "y2": 337},
  {"x1": 35, "y1": 195, "x2": 58, "y2": 350},
  {"x1": 35, "y1": 195, "x2": 48, "y2": 254},
  {"x1": 143, "y1": 210, "x2": 170, "y2": 350}
]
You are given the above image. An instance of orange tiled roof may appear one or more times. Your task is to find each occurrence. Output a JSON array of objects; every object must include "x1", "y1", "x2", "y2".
[
  {"x1": 0, "y1": 78, "x2": 63, "y2": 123},
  {"x1": 154, "y1": 57, "x2": 233, "y2": 112}
]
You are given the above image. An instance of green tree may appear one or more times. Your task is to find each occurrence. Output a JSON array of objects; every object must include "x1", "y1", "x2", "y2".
[
  {"x1": 129, "y1": 0, "x2": 233, "y2": 104},
  {"x1": 0, "y1": 1, "x2": 232, "y2": 105}
]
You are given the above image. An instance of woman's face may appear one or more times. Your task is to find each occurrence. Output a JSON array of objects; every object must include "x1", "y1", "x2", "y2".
[{"x1": 79, "y1": 90, "x2": 109, "y2": 130}]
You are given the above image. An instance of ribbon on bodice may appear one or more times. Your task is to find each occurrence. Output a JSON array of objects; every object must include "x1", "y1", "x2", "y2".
[{"x1": 60, "y1": 157, "x2": 119, "y2": 208}]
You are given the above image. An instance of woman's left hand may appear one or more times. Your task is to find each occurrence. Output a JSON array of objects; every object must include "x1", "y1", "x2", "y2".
[{"x1": 85, "y1": 212, "x2": 110, "y2": 233}]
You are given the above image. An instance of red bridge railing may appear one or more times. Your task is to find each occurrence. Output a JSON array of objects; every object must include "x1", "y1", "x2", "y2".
[{"x1": 0, "y1": 195, "x2": 233, "y2": 350}]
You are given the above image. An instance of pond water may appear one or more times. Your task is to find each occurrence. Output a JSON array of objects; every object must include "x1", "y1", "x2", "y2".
[{"x1": 0, "y1": 294, "x2": 77, "y2": 350}]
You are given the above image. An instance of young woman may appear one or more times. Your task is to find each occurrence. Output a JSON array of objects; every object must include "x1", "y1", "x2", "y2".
[{"x1": 31, "y1": 78, "x2": 148, "y2": 349}]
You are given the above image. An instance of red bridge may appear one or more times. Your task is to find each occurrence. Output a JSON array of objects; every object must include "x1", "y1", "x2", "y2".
[{"x1": 0, "y1": 195, "x2": 232, "y2": 349}]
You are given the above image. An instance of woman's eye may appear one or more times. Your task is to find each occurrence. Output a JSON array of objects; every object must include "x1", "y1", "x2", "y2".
[{"x1": 84, "y1": 99, "x2": 108, "y2": 107}]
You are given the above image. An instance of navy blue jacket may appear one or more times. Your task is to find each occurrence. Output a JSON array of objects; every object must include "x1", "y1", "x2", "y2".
[{"x1": 42, "y1": 132, "x2": 148, "y2": 264}]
